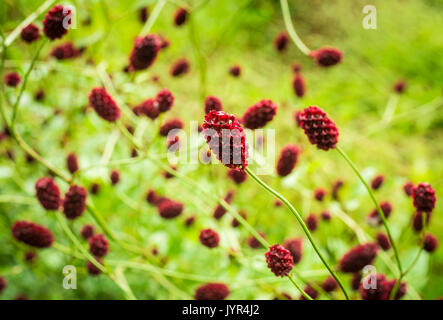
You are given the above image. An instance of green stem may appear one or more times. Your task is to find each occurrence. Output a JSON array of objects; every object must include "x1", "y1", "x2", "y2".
[
  {"x1": 245, "y1": 166, "x2": 349, "y2": 300},
  {"x1": 11, "y1": 39, "x2": 47, "y2": 127},
  {"x1": 288, "y1": 274, "x2": 313, "y2": 300},
  {"x1": 336, "y1": 146, "x2": 403, "y2": 276},
  {"x1": 139, "y1": 0, "x2": 166, "y2": 36},
  {"x1": 280, "y1": 0, "x2": 311, "y2": 55}
]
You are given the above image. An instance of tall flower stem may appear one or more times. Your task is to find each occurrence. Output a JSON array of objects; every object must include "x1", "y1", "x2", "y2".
[
  {"x1": 336, "y1": 146, "x2": 403, "y2": 277},
  {"x1": 280, "y1": 0, "x2": 311, "y2": 55},
  {"x1": 139, "y1": 0, "x2": 166, "y2": 36},
  {"x1": 244, "y1": 167, "x2": 350, "y2": 300}
]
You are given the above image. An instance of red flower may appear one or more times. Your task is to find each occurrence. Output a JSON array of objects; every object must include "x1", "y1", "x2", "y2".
[
  {"x1": 51, "y1": 42, "x2": 80, "y2": 60},
  {"x1": 134, "y1": 98, "x2": 159, "y2": 119},
  {"x1": 367, "y1": 201, "x2": 393, "y2": 226},
  {"x1": 110, "y1": 170, "x2": 120, "y2": 185},
  {"x1": 88, "y1": 87, "x2": 121, "y2": 122},
  {"x1": 371, "y1": 175, "x2": 384, "y2": 190},
  {"x1": 155, "y1": 88, "x2": 174, "y2": 113},
  {"x1": 403, "y1": 181, "x2": 414, "y2": 197},
  {"x1": 385, "y1": 279, "x2": 407, "y2": 300},
  {"x1": 160, "y1": 118, "x2": 184, "y2": 137},
  {"x1": 0, "y1": 277, "x2": 7, "y2": 293},
  {"x1": 195, "y1": 283, "x2": 229, "y2": 300},
  {"x1": 376, "y1": 232, "x2": 391, "y2": 251},
  {"x1": 306, "y1": 214, "x2": 318, "y2": 231},
  {"x1": 90, "y1": 183, "x2": 100, "y2": 195},
  {"x1": 12, "y1": 221, "x2": 54, "y2": 248},
  {"x1": 274, "y1": 31, "x2": 289, "y2": 51},
  {"x1": 247, "y1": 232, "x2": 265, "y2": 249},
  {"x1": 205, "y1": 96, "x2": 223, "y2": 114},
  {"x1": 423, "y1": 233, "x2": 438, "y2": 253},
  {"x1": 213, "y1": 191, "x2": 234, "y2": 219},
  {"x1": 292, "y1": 63, "x2": 302, "y2": 73},
  {"x1": 185, "y1": 216, "x2": 195, "y2": 227},
  {"x1": 202, "y1": 111, "x2": 249, "y2": 170},
  {"x1": 351, "y1": 272, "x2": 362, "y2": 291},
  {"x1": 63, "y1": 185, "x2": 87, "y2": 220},
  {"x1": 241, "y1": 99, "x2": 278, "y2": 129},
  {"x1": 231, "y1": 211, "x2": 247, "y2": 228},
  {"x1": 276, "y1": 144, "x2": 300, "y2": 177},
  {"x1": 88, "y1": 234, "x2": 109, "y2": 257},
  {"x1": 25, "y1": 251, "x2": 37, "y2": 262},
  {"x1": 81, "y1": 224, "x2": 95, "y2": 239},
  {"x1": 199, "y1": 229, "x2": 220, "y2": 248},
  {"x1": 339, "y1": 243, "x2": 378, "y2": 273},
  {"x1": 4, "y1": 72, "x2": 21, "y2": 87},
  {"x1": 265, "y1": 244, "x2": 294, "y2": 277},
  {"x1": 35, "y1": 177, "x2": 61, "y2": 210},
  {"x1": 86, "y1": 259, "x2": 103, "y2": 276},
  {"x1": 283, "y1": 238, "x2": 303, "y2": 264},
  {"x1": 170, "y1": 58, "x2": 190, "y2": 77},
  {"x1": 300, "y1": 285, "x2": 318, "y2": 300},
  {"x1": 314, "y1": 188, "x2": 327, "y2": 201},
  {"x1": 321, "y1": 210, "x2": 331, "y2": 221},
  {"x1": 298, "y1": 106, "x2": 339, "y2": 150},
  {"x1": 21, "y1": 24, "x2": 40, "y2": 43},
  {"x1": 412, "y1": 211, "x2": 431, "y2": 233},
  {"x1": 229, "y1": 65, "x2": 241, "y2": 77},
  {"x1": 293, "y1": 73, "x2": 306, "y2": 98},
  {"x1": 157, "y1": 199, "x2": 183, "y2": 219},
  {"x1": 43, "y1": 5, "x2": 71, "y2": 40},
  {"x1": 309, "y1": 47, "x2": 343, "y2": 67},
  {"x1": 174, "y1": 8, "x2": 188, "y2": 26},
  {"x1": 227, "y1": 168, "x2": 247, "y2": 184},
  {"x1": 393, "y1": 80, "x2": 407, "y2": 94},
  {"x1": 139, "y1": 7, "x2": 148, "y2": 23},
  {"x1": 129, "y1": 35, "x2": 161, "y2": 71},
  {"x1": 359, "y1": 273, "x2": 389, "y2": 300},
  {"x1": 331, "y1": 179, "x2": 344, "y2": 200},
  {"x1": 66, "y1": 152, "x2": 79, "y2": 173},
  {"x1": 322, "y1": 276, "x2": 338, "y2": 292},
  {"x1": 412, "y1": 183, "x2": 436, "y2": 213}
]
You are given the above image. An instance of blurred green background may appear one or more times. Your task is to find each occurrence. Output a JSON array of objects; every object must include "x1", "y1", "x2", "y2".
[{"x1": 0, "y1": 0, "x2": 442, "y2": 299}]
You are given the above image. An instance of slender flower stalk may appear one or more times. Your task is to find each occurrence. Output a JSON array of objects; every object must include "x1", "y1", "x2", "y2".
[
  {"x1": 279, "y1": 0, "x2": 311, "y2": 55},
  {"x1": 139, "y1": 0, "x2": 166, "y2": 36},
  {"x1": 336, "y1": 146, "x2": 403, "y2": 278},
  {"x1": 244, "y1": 166, "x2": 350, "y2": 300}
]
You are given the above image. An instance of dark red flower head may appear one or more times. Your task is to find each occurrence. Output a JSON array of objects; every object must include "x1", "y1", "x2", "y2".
[
  {"x1": 276, "y1": 144, "x2": 300, "y2": 177},
  {"x1": 412, "y1": 211, "x2": 431, "y2": 233},
  {"x1": 403, "y1": 181, "x2": 414, "y2": 197},
  {"x1": 227, "y1": 168, "x2": 247, "y2": 184},
  {"x1": 309, "y1": 47, "x2": 343, "y2": 67},
  {"x1": 4, "y1": 72, "x2": 21, "y2": 87},
  {"x1": 199, "y1": 228, "x2": 220, "y2": 248},
  {"x1": 66, "y1": 152, "x2": 79, "y2": 174},
  {"x1": 86, "y1": 258, "x2": 103, "y2": 276},
  {"x1": 174, "y1": 8, "x2": 188, "y2": 26},
  {"x1": 170, "y1": 58, "x2": 190, "y2": 77},
  {"x1": 129, "y1": 34, "x2": 161, "y2": 71},
  {"x1": 412, "y1": 183, "x2": 436, "y2": 213},
  {"x1": 35, "y1": 177, "x2": 61, "y2": 210},
  {"x1": 322, "y1": 276, "x2": 338, "y2": 292},
  {"x1": 300, "y1": 285, "x2": 319, "y2": 300},
  {"x1": 43, "y1": 5, "x2": 71, "y2": 40},
  {"x1": 134, "y1": 98, "x2": 159, "y2": 119},
  {"x1": 213, "y1": 191, "x2": 234, "y2": 219},
  {"x1": 367, "y1": 201, "x2": 393, "y2": 226},
  {"x1": 376, "y1": 232, "x2": 391, "y2": 251},
  {"x1": 359, "y1": 273, "x2": 389, "y2": 300},
  {"x1": 314, "y1": 188, "x2": 327, "y2": 201},
  {"x1": 81, "y1": 224, "x2": 95, "y2": 239},
  {"x1": 423, "y1": 233, "x2": 438, "y2": 253},
  {"x1": 241, "y1": 99, "x2": 278, "y2": 129},
  {"x1": 202, "y1": 111, "x2": 249, "y2": 170},
  {"x1": 88, "y1": 87, "x2": 121, "y2": 122},
  {"x1": 195, "y1": 283, "x2": 230, "y2": 300},
  {"x1": 339, "y1": 242, "x2": 378, "y2": 273},
  {"x1": 21, "y1": 24, "x2": 40, "y2": 43},
  {"x1": 185, "y1": 216, "x2": 195, "y2": 227},
  {"x1": 160, "y1": 118, "x2": 184, "y2": 137},
  {"x1": 157, "y1": 199, "x2": 183, "y2": 219},
  {"x1": 248, "y1": 232, "x2": 265, "y2": 249},
  {"x1": 90, "y1": 183, "x2": 100, "y2": 195},
  {"x1": 332, "y1": 179, "x2": 344, "y2": 200},
  {"x1": 50, "y1": 42, "x2": 80, "y2": 60},
  {"x1": 292, "y1": 63, "x2": 302, "y2": 73},
  {"x1": 139, "y1": 7, "x2": 148, "y2": 23},
  {"x1": 385, "y1": 279, "x2": 407, "y2": 300},
  {"x1": 25, "y1": 251, "x2": 37, "y2": 262},
  {"x1": 0, "y1": 277, "x2": 7, "y2": 293},
  {"x1": 283, "y1": 238, "x2": 303, "y2": 264},
  {"x1": 274, "y1": 31, "x2": 289, "y2": 51},
  {"x1": 205, "y1": 96, "x2": 223, "y2": 114},
  {"x1": 371, "y1": 175, "x2": 384, "y2": 190},
  {"x1": 63, "y1": 185, "x2": 87, "y2": 220},
  {"x1": 393, "y1": 80, "x2": 407, "y2": 94},
  {"x1": 232, "y1": 211, "x2": 247, "y2": 228},
  {"x1": 306, "y1": 214, "x2": 318, "y2": 231},
  {"x1": 351, "y1": 272, "x2": 362, "y2": 290},
  {"x1": 12, "y1": 221, "x2": 54, "y2": 248},
  {"x1": 298, "y1": 106, "x2": 339, "y2": 150},
  {"x1": 229, "y1": 65, "x2": 241, "y2": 77},
  {"x1": 292, "y1": 73, "x2": 306, "y2": 98},
  {"x1": 110, "y1": 170, "x2": 120, "y2": 185},
  {"x1": 88, "y1": 233, "x2": 109, "y2": 257},
  {"x1": 265, "y1": 244, "x2": 294, "y2": 277},
  {"x1": 321, "y1": 210, "x2": 331, "y2": 221},
  {"x1": 155, "y1": 88, "x2": 174, "y2": 113}
]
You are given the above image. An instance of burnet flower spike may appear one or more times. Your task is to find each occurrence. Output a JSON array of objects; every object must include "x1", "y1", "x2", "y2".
[{"x1": 202, "y1": 110, "x2": 349, "y2": 299}]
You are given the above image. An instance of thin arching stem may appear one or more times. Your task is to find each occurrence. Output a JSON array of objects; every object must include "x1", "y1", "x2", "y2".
[
  {"x1": 336, "y1": 146, "x2": 403, "y2": 278},
  {"x1": 139, "y1": 0, "x2": 166, "y2": 36},
  {"x1": 244, "y1": 167, "x2": 350, "y2": 300},
  {"x1": 280, "y1": 0, "x2": 311, "y2": 55}
]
